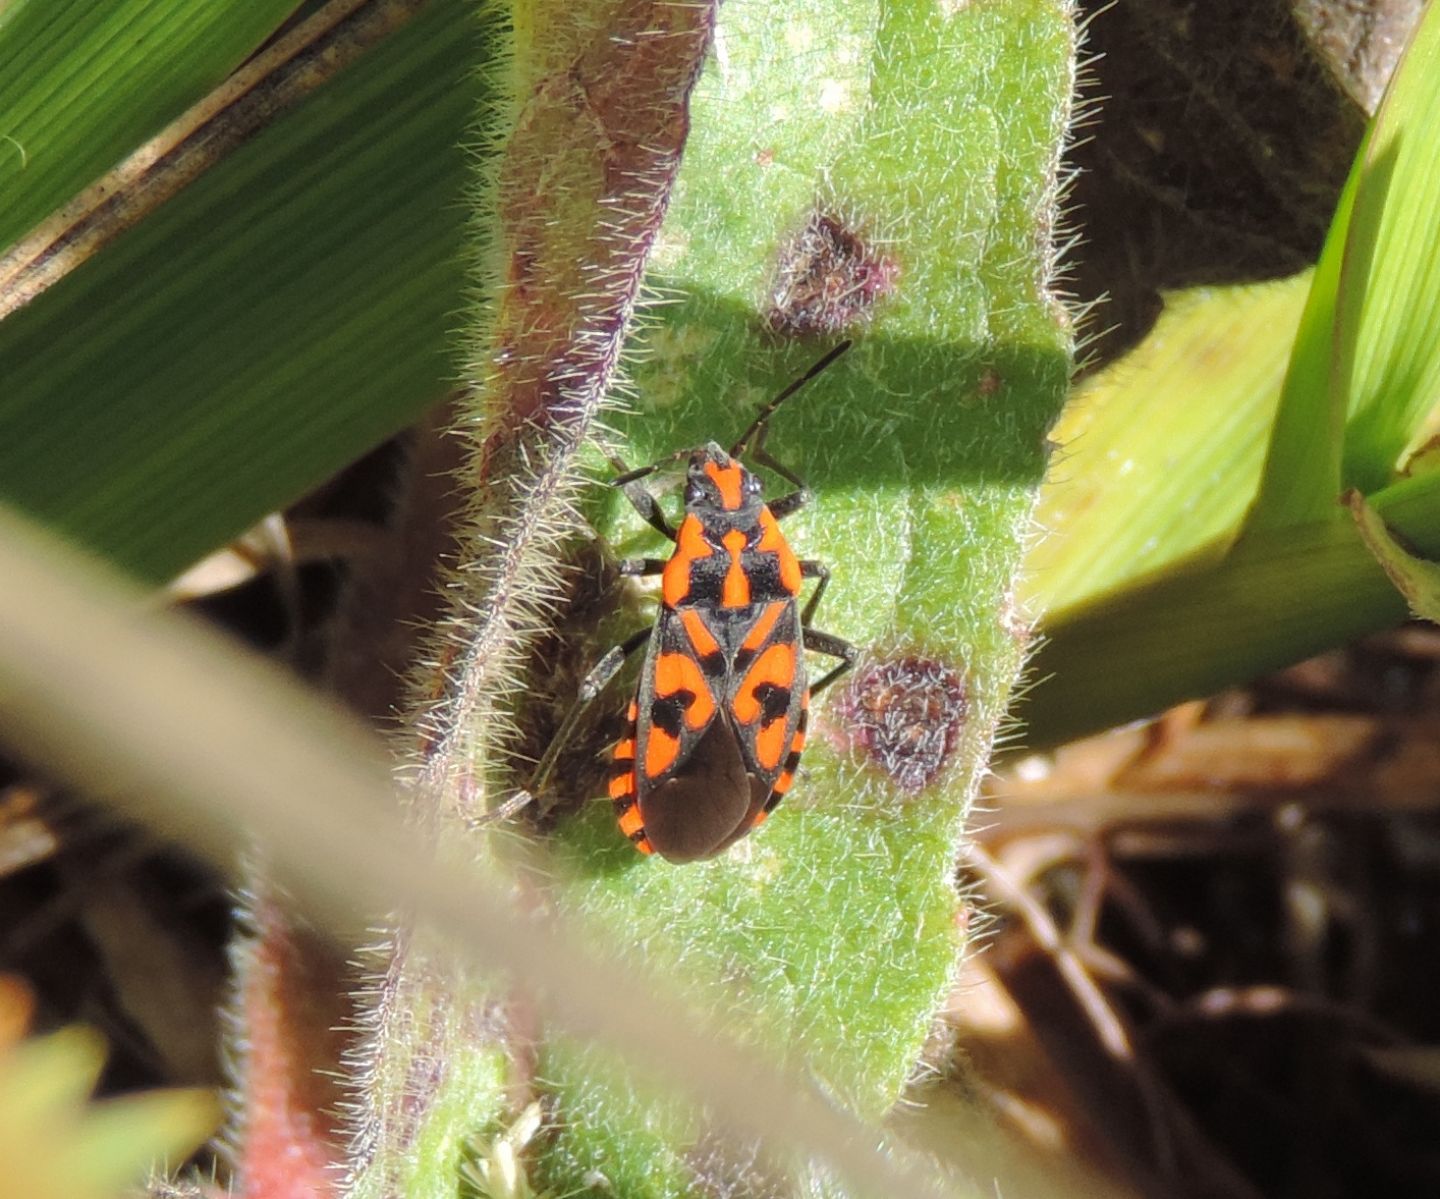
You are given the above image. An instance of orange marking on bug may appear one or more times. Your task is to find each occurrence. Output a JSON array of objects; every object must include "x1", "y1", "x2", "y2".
[
  {"x1": 721, "y1": 529, "x2": 751, "y2": 608},
  {"x1": 614, "y1": 737, "x2": 636, "y2": 759},
  {"x1": 750, "y1": 810, "x2": 768, "y2": 828},
  {"x1": 627, "y1": 699, "x2": 639, "y2": 720},
  {"x1": 758, "y1": 508, "x2": 802, "y2": 595},
  {"x1": 755, "y1": 713, "x2": 789, "y2": 769},
  {"x1": 663, "y1": 515, "x2": 712, "y2": 608},
  {"x1": 733, "y1": 643, "x2": 796, "y2": 724},
  {"x1": 654, "y1": 652, "x2": 715, "y2": 730},
  {"x1": 704, "y1": 460, "x2": 745, "y2": 510},
  {"x1": 618, "y1": 803, "x2": 645, "y2": 837},
  {"x1": 680, "y1": 608, "x2": 721, "y2": 659},
  {"x1": 634, "y1": 835, "x2": 655, "y2": 855},
  {"x1": 741, "y1": 601, "x2": 785, "y2": 652},
  {"x1": 644, "y1": 726, "x2": 682, "y2": 779},
  {"x1": 609, "y1": 771, "x2": 635, "y2": 799},
  {"x1": 775, "y1": 769, "x2": 794, "y2": 793}
]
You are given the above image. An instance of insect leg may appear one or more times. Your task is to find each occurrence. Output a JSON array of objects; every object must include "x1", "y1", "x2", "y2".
[
  {"x1": 468, "y1": 787, "x2": 537, "y2": 830},
  {"x1": 616, "y1": 485, "x2": 676, "y2": 541},
  {"x1": 802, "y1": 628, "x2": 857, "y2": 695},
  {"x1": 610, "y1": 455, "x2": 678, "y2": 541},
  {"x1": 577, "y1": 626, "x2": 654, "y2": 701},
  {"x1": 766, "y1": 487, "x2": 812, "y2": 520},
  {"x1": 749, "y1": 422, "x2": 808, "y2": 489},
  {"x1": 797, "y1": 559, "x2": 831, "y2": 625},
  {"x1": 747, "y1": 419, "x2": 818, "y2": 522},
  {"x1": 609, "y1": 450, "x2": 689, "y2": 531},
  {"x1": 618, "y1": 557, "x2": 669, "y2": 578},
  {"x1": 517, "y1": 625, "x2": 654, "y2": 809}
]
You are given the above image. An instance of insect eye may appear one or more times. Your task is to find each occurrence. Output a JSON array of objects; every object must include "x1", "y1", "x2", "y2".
[
  {"x1": 685, "y1": 479, "x2": 705, "y2": 505},
  {"x1": 743, "y1": 473, "x2": 762, "y2": 496}
]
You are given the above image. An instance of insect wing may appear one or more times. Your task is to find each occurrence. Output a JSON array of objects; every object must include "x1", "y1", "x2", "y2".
[
  {"x1": 633, "y1": 606, "x2": 724, "y2": 793},
  {"x1": 727, "y1": 599, "x2": 809, "y2": 807},
  {"x1": 629, "y1": 606, "x2": 765, "y2": 861}
]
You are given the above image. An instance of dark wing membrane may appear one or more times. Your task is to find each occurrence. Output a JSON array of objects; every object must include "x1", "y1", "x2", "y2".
[
  {"x1": 636, "y1": 718, "x2": 755, "y2": 863},
  {"x1": 727, "y1": 599, "x2": 808, "y2": 796}
]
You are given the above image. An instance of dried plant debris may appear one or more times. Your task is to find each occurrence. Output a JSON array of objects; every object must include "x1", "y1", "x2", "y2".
[
  {"x1": 1294, "y1": 0, "x2": 1425, "y2": 113},
  {"x1": 966, "y1": 625, "x2": 1440, "y2": 1199}
]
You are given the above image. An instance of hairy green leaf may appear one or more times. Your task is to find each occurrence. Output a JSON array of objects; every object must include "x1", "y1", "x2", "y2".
[{"x1": 528, "y1": 1, "x2": 1076, "y2": 1193}]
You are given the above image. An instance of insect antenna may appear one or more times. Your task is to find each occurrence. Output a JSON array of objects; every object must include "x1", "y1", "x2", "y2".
[
  {"x1": 611, "y1": 339, "x2": 852, "y2": 488},
  {"x1": 610, "y1": 449, "x2": 690, "y2": 488},
  {"x1": 729, "y1": 339, "x2": 851, "y2": 458}
]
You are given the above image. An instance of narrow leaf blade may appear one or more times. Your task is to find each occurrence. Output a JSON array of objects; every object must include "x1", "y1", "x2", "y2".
[
  {"x1": 0, "y1": 0, "x2": 297, "y2": 252},
  {"x1": 0, "y1": 0, "x2": 484, "y2": 581},
  {"x1": 1336, "y1": 3, "x2": 1440, "y2": 491},
  {"x1": 1031, "y1": 275, "x2": 1307, "y2": 618}
]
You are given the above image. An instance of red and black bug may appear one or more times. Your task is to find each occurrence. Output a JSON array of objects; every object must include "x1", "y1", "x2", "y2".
[{"x1": 530, "y1": 342, "x2": 856, "y2": 863}]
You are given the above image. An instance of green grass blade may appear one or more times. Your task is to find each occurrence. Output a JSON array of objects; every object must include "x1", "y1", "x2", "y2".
[
  {"x1": 0, "y1": 0, "x2": 298, "y2": 252},
  {"x1": 1335, "y1": 3, "x2": 1440, "y2": 491},
  {"x1": 1030, "y1": 275, "x2": 1307, "y2": 618},
  {"x1": 1024, "y1": 467, "x2": 1440, "y2": 748},
  {"x1": 0, "y1": 0, "x2": 484, "y2": 582},
  {"x1": 1243, "y1": 156, "x2": 1362, "y2": 533},
  {"x1": 1024, "y1": 4, "x2": 1440, "y2": 749}
]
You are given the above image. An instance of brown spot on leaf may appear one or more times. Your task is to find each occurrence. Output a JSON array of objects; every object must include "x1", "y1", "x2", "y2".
[
  {"x1": 767, "y1": 212, "x2": 898, "y2": 336},
  {"x1": 976, "y1": 366, "x2": 1003, "y2": 398},
  {"x1": 838, "y1": 656, "x2": 968, "y2": 793}
]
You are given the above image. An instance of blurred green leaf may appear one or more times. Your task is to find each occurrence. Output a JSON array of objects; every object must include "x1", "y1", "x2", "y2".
[{"x1": 0, "y1": 1026, "x2": 217, "y2": 1199}]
